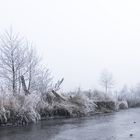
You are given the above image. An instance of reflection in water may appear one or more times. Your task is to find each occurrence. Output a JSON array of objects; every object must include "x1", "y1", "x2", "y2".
[{"x1": 0, "y1": 108, "x2": 140, "y2": 140}]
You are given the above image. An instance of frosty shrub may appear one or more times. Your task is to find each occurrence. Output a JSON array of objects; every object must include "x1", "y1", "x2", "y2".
[
  {"x1": 17, "y1": 93, "x2": 41, "y2": 123},
  {"x1": 0, "y1": 92, "x2": 44, "y2": 125},
  {"x1": 92, "y1": 90, "x2": 114, "y2": 101},
  {"x1": 118, "y1": 86, "x2": 140, "y2": 107},
  {"x1": 116, "y1": 101, "x2": 128, "y2": 110},
  {"x1": 39, "y1": 90, "x2": 97, "y2": 118}
]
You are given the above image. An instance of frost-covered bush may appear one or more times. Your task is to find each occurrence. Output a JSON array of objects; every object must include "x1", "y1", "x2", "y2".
[
  {"x1": 68, "y1": 92, "x2": 96, "y2": 116},
  {"x1": 0, "y1": 92, "x2": 44, "y2": 125},
  {"x1": 17, "y1": 93, "x2": 41, "y2": 123},
  {"x1": 64, "y1": 89, "x2": 119, "y2": 114},
  {"x1": 127, "y1": 96, "x2": 140, "y2": 107},
  {"x1": 92, "y1": 90, "x2": 115, "y2": 101},
  {"x1": 118, "y1": 85, "x2": 140, "y2": 108},
  {"x1": 39, "y1": 90, "x2": 97, "y2": 118},
  {"x1": 0, "y1": 107, "x2": 10, "y2": 124},
  {"x1": 116, "y1": 101, "x2": 128, "y2": 110},
  {"x1": 0, "y1": 94, "x2": 18, "y2": 124}
]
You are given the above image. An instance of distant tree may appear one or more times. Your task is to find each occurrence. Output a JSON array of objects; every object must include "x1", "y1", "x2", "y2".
[
  {"x1": 118, "y1": 85, "x2": 128, "y2": 101},
  {"x1": 99, "y1": 70, "x2": 115, "y2": 94}
]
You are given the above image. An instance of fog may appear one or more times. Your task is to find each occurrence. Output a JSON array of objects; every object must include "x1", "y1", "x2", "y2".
[{"x1": 0, "y1": 0, "x2": 140, "y2": 91}]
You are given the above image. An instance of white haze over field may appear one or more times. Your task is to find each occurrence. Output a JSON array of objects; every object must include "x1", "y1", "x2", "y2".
[{"x1": 0, "y1": 0, "x2": 140, "y2": 91}]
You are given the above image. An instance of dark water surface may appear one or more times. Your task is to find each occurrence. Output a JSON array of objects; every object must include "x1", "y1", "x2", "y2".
[{"x1": 0, "y1": 108, "x2": 140, "y2": 140}]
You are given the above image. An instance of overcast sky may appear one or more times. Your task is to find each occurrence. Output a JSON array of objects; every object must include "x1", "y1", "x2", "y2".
[{"x1": 0, "y1": 0, "x2": 140, "y2": 91}]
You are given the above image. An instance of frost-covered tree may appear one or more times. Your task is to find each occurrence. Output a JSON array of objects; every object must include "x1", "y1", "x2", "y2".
[
  {"x1": 25, "y1": 46, "x2": 39, "y2": 93},
  {"x1": 99, "y1": 70, "x2": 115, "y2": 94},
  {"x1": 0, "y1": 29, "x2": 39, "y2": 95},
  {"x1": 32, "y1": 68, "x2": 53, "y2": 94}
]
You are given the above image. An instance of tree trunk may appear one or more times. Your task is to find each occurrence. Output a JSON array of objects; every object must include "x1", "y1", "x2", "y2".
[
  {"x1": 12, "y1": 56, "x2": 16, "y2": 95},
  {"x1": 52, "y1": 90, "x2": 65, "y2": 101},
  {"x1": 27, "y1": 67, "x2": 32, "y2": 91},
  {"x1": 21, "y1": 75, "x2": 30, "y2": 95}
]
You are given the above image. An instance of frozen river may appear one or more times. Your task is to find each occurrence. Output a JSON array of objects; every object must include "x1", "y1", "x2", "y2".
[{"x1": 0, "y1": 108, "x2": 140, "y2": 140}]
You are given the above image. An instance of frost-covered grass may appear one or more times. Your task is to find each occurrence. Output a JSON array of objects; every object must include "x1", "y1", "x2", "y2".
[
  {"x1": 63, "y1": 89, "x2": 117, "y2": 114},
  {"x1": 40, "y1": 90, "x2": 96, "y2": 118},
  {"x1": 0, "y1": 87, "x2": 139, "y2": 126},
  {"x1": 0, "y1": 93, "x2": 42, "y2": 125},
  {"x1": 0, "y1": 89, "x2": 115, "y2": 125}
]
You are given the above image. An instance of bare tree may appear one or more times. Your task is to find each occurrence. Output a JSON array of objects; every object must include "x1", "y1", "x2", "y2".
[
  {"x1": 0, "y1": 29, "x2": 39, "y2": 95},
  {"x1": 33, "y1": 68, "x2": 53, "y2": 94},
  {"x1": 99, "y1": 70, "x2": 115, "y2": 94},
  {"x1": 25, "y1": 46, "x2": 39, "y2": 92}
]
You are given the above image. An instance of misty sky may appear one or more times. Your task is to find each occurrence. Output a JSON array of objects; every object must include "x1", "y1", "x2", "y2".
[{"x1": 0, "y1": 0, "x2": 140, "y2": 91}]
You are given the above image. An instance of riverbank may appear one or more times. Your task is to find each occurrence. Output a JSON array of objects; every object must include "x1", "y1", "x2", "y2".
[
  {"x1": 0, "y1": 92, "x2": 129, "y2": 127},
  {"x1": 1, "y1": 88, "x2": 140, "y2": 127}
]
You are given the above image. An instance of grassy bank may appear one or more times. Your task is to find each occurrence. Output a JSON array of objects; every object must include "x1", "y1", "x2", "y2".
[{"x1": 0, "y1": 89, "x2": 133, "y2": 127}]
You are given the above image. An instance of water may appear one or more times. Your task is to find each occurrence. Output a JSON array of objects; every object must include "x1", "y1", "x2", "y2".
[{"x1": 0, "y1": 108, "x2": 140, "y2": 140}]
